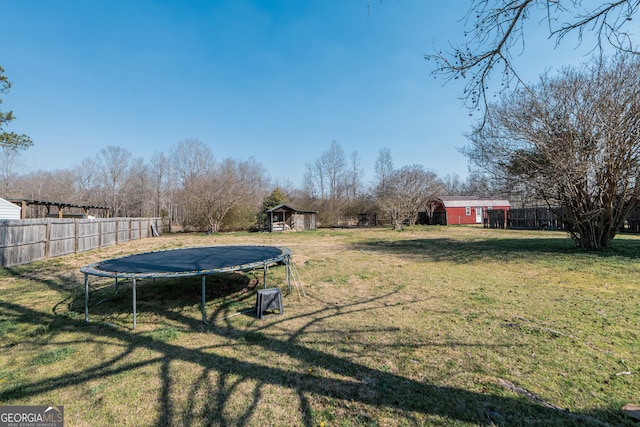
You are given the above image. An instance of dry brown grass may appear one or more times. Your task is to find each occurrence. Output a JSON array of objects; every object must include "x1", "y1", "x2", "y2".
[{"x1": 1, "y1": 226, "x2": 639, "y2": 426}]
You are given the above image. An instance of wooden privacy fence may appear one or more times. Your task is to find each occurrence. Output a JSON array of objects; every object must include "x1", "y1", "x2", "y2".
[
  {"x1": 507, "y1": 208, "x2": 565, "y2": 230},
  {"x1": 0, "y1": 217, "x2": 160, "y2": 267},
  {"x1": 483, "y1": 207, "x2": 565, "y2": 230},
  {"x1": 483, "y1": 209, "x2": 508, "y2": 229},
  {"x1": 485, "y1": 206, "x2": 640, "y2": 232}
]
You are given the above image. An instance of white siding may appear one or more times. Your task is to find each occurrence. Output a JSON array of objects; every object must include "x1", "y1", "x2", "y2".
[{"x1": 0, "y1": 198, "x2": 21, "y2": 219}]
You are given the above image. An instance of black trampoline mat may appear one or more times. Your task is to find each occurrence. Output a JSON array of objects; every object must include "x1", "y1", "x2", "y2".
[{"x1": 81, "y1": 245, "x2": 289, "y2": 278}]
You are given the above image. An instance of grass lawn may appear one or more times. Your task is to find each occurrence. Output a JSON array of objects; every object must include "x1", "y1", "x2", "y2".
[{"x1": 0, "y1": 226, "x2": 638, "y2": 426}]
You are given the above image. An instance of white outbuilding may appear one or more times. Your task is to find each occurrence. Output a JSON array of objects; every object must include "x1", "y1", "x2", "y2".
[{"x1": 0, "y1": 198, "x2": 21, "y2": 219}]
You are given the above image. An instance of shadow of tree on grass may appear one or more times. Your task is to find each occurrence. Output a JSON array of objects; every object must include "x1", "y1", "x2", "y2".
[
  {"x1": 0, "y1": 282, "x2": 632, "y2": 426},
  {"x1": 354, "y1": 235, "x2": 640, "y2": 264}
]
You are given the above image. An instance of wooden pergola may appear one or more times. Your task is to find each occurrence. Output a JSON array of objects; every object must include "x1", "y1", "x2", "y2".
[{"x1": 7, "y1": 198, "x2": 111, "y2": 219}]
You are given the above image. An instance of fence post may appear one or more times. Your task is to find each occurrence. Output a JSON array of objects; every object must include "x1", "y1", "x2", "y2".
[
  {"x1": 44, "y1": 219, "x2": 51, "y2": 260},
  {"x1": 74, "y1": 219, "x2": 79, "y2": 254}
]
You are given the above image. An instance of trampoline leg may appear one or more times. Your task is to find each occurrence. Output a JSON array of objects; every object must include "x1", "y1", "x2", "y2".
[
  {"x1": 263, "y1": 264, "x2": 267, "y2": 289},
  {"x1": 84, "y1": 274, "x2": 89, "y2": 323},
  {"x1": 201, "y1": 276, "x2": 208, "y2": 324},
  {"x1": 286, "y1": 256, "x2": 291, "y2": 292},
  {"x1": 132, "y1": 278, "x2": 137, "y2": 329},
  {"x1": 115, "y1": 278, "x2": 118, "y2": 294}
]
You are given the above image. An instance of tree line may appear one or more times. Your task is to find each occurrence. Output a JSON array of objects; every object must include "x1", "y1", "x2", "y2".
[{"x1": 1, "y1": 136, "x2": 489, "y2": 231}]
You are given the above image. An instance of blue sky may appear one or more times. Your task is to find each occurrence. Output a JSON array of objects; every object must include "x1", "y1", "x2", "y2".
[{"x1": 2, "y1": 1, "x2": 604, "y2": 187}]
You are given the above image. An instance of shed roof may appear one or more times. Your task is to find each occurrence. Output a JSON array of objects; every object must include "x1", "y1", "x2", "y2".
[
  {"x1": 434, "y1": 196, "x2": 511, "y2": 208},
  {"x1": 265, "y1": 204, "x2": 317, "y2": 214}
]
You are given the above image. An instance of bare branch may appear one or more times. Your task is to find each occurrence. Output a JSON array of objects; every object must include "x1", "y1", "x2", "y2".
[
  {"x1": 429, "y1": 1, "x2": 640, "y2": 117},
  {"x1": 426, "y1": 0, "x2": 534, "y2": 114},
  {"x1": 553, "y1": 0, "x2": 640, "y2": 53}
]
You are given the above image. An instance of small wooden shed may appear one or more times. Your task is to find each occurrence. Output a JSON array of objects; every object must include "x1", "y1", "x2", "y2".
[
  {"x1": 0, "y1": 197, "x2": 21, "y2": 219},
  {"x1": 265, "y1": 204, "x2": 317, "y2": 232},
  {"x1": 423, "y1": 196, "x2": 511, "y2": 226}
]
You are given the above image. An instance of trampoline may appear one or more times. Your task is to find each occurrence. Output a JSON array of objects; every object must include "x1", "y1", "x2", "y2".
[{"x1": 80, "y1": 245, "x2": 291, "y2": 328}]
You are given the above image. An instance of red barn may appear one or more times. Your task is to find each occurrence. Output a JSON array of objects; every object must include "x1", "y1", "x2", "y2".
[{"x1": 423, "y1": 196, "x2": 511, "y2": 226}]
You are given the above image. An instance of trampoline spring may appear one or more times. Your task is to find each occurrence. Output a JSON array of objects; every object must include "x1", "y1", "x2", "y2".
[
  {"x1": 288, "y1": 259, "x2": 306, "y2": 301},
  {"x1": 93, "y1": 297, "x2": 111, "y2": 307},
  {"x1": 221, "y1": 308, "x2": 254, "y2": 320}
]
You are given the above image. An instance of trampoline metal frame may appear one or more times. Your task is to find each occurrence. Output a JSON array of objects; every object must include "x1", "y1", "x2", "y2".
[{"x1": 80, "y1": 245, "x2": 291, "y2": 328}]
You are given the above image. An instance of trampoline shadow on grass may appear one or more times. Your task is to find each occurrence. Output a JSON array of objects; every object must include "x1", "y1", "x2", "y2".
[{"x1": 69, "y1": 272, "x2": 260, "y2": 329}]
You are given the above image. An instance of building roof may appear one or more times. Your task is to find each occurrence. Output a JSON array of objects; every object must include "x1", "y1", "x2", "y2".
[
  {"x1": 265, "y1": 204, "x2": 317, "y2": 214},
  {"x1": 433, "y1": 196, "x2": 511, "y2": 208},
  {"x1": 7, "y1": 198, "x2": 110, "y2": 211}
]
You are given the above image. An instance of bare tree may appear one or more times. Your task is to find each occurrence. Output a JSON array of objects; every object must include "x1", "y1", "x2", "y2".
[
  {"x1": 170, "y1": 138, "x2": 214, "y2": 188},
  {"x1": 149, "y1": 151, "x2": 171, "y2": 218},
  {"x1": 374, "y1": 147, "x2": 393, "y2": 192},
  {"x1": 320, "y1": 140, "x2": 347, "y2": 201},
  {"x1": 169, "y1": 138, "x2": 215, "y2": 227},
  {"x1": 463, "y1": 54, "x2": 640, "y2": 249},
  {"x1": 461, "y1": 171, "x2": 503, "y2": 200},
  {"x1": 14, "y1": 170, "x2": 42, "y2": 201},
  {"x1": 122, "y1": 158, "x2": 153, "y2": 217},
  {"x1": 75, "y1": 158, "x2": 99, "y2": 205},
  {"x1": 43, "y1": 169, "x2": 77, "y2": 202},
  {"x1": 441, "y1": 173, "x2": 464, "y2": 196},
  {"x1": 345, "y1": 150, "x2": 364, "y2": 200},
  {"x1": 15, "y1": 168, "x2": 80, "y2": 217},
  {"x1": 222, "y1": 157, "x2": 270, "y2": 231},
  {"x1": 428, "y1": 0, "x2": 640, "y2": 114},
  {"x1": 303, "y1": 158, "x2": 325, "y2": 199},
  {"x1": 303, "y1": 141, "x2": 352, "y2": 225},
  {"x1": 377, "y1": 164, "x2": 444, "y2": 230},
  {"x1": 95, "y1": 146, "x2": 133, "y2": 216},
  {"x1": 188, "y1": 157, "x2": 268, "y2": 232}
]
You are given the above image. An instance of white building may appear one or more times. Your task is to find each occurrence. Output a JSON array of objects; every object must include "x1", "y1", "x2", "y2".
[{"x1": 0, "y1": 198, "x2": 21, "y2": 219}]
